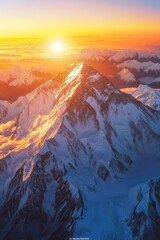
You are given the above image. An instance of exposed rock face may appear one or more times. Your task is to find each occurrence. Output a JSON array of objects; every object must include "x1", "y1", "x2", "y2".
[
  {"x1": 0, "y1": 154, "x2": 83, "y2": 240},
  {"x1": 128, "y1": 178, "x2": 160, "y2": 240}
]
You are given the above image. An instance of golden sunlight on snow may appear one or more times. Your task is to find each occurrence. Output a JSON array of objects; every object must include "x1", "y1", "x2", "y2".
[
  {"x1": 0, "y1": 64, "x2": 83, "y2": 162},
  {"x1": 120, "y1": 87, "x2": 137, "y2": 94}
]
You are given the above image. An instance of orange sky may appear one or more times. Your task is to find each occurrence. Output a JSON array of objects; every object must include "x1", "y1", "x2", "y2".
[
  {"x1": 0, "y1": 0, "x2": 160, "y2": 65},
  {"x1": 1, "y1": 1, "x2": 160, "y2": 38}
]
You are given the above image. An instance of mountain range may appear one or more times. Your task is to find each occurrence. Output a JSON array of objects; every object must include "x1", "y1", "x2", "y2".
[
  {"x1": 0, "y1": 67, "x2": 52, "y2": 102},
  {"x1": 79, "y1": 48, "x2": 160, "y2": 88},
  {"x1": 0, "y1": 61, "x2": 160, "y2": 239}
]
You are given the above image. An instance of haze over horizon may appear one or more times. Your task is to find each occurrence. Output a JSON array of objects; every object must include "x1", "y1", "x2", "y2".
[{"x1": 0, "y1": 0, "x2": 160, "y2": 73}]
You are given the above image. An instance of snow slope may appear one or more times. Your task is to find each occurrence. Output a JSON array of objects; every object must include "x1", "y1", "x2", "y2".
[
  {"x1": 118, "y1": 68, "x2": 137, "y2": 83},
  {"x1": 131, "y1": 84, "x2": 160, "y2": 111}
]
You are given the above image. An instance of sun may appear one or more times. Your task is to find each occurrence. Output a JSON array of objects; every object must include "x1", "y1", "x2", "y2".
[{"x1": 52, "y1": 40, "x2": 65, "y2": 54}]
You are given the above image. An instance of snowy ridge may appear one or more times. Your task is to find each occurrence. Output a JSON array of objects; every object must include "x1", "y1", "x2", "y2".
[
  {"x1": 131, "y1": 84, "x2": 160, "y2": 111},
  {"x1": 118, "y1": 68, "x2": 137, "y2": 83},
  {"x1": 0, "y1": 66, "x2": 50, "y2": 87},
  {"x1": 0, "y1": 63, "x2": 84, "y2": 160},
  {"x1": 118, "y1": 59, "x2": 160, "y2": 73},
  {"x1": 128, "y1": 177, "x2": 160, "y2": 239},
  {"x1": 79, "y1": 48, "x2": 160, "y2": 88}
]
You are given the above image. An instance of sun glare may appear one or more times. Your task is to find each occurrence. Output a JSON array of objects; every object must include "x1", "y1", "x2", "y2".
[{"x1": 52, "y1": 40, "x2": 65, "y2": 55}]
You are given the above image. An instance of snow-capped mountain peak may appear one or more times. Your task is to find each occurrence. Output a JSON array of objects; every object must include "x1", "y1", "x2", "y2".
[
  {"x1": 1, "y1": 63, "x2": 160, "y2": 239},
  {"x1": 1, "y1": 63, "x2": 109, "y2": 161},
  {"x1": 0, "y1": 66, "x2": 50, "y2": 87},
  {"x1": 131, "y1": 84, "x2": 160, "y2": 111},
  {"x1": 118, "y1": 68, "x2": 137, "y2": 83}
]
